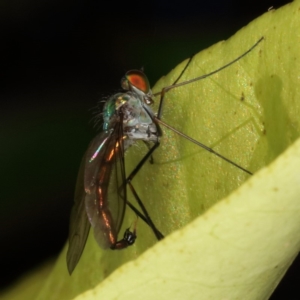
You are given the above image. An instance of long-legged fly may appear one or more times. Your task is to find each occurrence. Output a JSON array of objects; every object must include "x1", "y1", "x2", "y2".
[{"x1": 66, "y1": 37, "x2": 264, "y2": 275}]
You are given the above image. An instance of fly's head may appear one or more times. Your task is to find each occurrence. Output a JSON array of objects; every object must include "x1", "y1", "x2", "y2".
[{"x1": 121, "y1": 70, "x2": 154, "y2": 106}]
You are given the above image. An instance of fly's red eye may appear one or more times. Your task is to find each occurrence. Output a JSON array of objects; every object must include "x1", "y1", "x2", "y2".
[{"x1": 126, "y1": 70, "x2": 150, "y2": 93}]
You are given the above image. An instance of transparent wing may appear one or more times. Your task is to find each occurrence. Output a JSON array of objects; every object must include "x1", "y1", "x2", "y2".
[
  {"x1": 66, "y1": 153, "x2": 91, "y2": 275},
  {"x1": 84, "y1": 130, "x2": 112, "y2": 192},
  {"x1": 84, "y1": 121, "x2": 127, "y2": 249}
]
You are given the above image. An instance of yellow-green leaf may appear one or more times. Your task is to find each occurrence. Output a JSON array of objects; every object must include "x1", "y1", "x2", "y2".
[{"x1": 3, "y1": 1, "x2": 300, "y2": 299}]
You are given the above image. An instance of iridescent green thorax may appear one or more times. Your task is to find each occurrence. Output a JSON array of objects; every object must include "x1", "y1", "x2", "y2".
[
  {"x1": 102, "y1": 93, "x2": 124, "y2": 131},
  {"x1": 102, "y1": 96, "x2": 115, "y2": 131}
]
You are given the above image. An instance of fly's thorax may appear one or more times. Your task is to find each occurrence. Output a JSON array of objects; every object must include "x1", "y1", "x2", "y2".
[
  {"x1": 121, "y1": 92, "x2": 154, "y2": 126},
  {"x1": 102, "y1": 82, "x2": 159, "y2": 143},
  {"x1": 124, "y1": 122, "x2": 158, "y2": 142},
  {"x1": 121, "y1": 93, "x2": 159, "y2": 142},
  {"x1": 102, "y1": 93, "x2": 125, "y2": 131}
]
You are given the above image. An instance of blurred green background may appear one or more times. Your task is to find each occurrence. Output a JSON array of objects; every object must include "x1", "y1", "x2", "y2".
[{"x1": 0, "y1": 0, "x2": 296, "y2": 298}]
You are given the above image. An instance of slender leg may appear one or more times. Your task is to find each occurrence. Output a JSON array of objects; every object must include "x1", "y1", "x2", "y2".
[
  {"x1": 125, "y1": 142, "x2": 164, "y2": 240},
  {"x1": 157, "y1": 55, "x2": 194, "y2": 119},
  {"x1": 143, "y1": 141, "x2": 154, "y2": 164},
  {"x1": 154, "y1": 40, "x2": 265, "y2": 174},
  {"x1": 126, "y1": 200, "x2": 164, "y2": 239},
  {"x1": 124, "y1": 38, "x2": 263, "y2": 242},
  {"x1": 157, "y1": 37, "x2": 264, "y2": 119},
  {"x1": 123, "y1": 58, "x2": 197, "y2": 240}
]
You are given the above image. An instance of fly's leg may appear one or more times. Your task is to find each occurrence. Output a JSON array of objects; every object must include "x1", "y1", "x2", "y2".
[
  {"x1": 126, "y1": 199, "x2": 164, "y2": 240},
  {"x1": 125, "y1": 141, "x2": 164, "y2": 241},
  {"x1": 114, "y1": 140, "x2": 163, "y2": 240},
  {"x1": 154, "y1": 37, "x2": 264, "y2": 174},
  {"x1": 143, "y1": 141, "x2": 155, "y2": 164},
  {"x1": 123, "y1": 59, "x2": 201, "y2": 241},
  {"x1": 157, "y1": 37, "x2": 264, "y2": 119},
  {"x1": 157, "y1": 55, "x2": 194, "y2": 120},
  {"x1": 123, "y1": 38, "x2": 264, "y2": 242}
]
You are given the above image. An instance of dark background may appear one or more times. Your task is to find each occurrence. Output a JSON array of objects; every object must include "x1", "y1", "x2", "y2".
[{"x1": 1, "y1": 0, "x2": 298, "y2": 298}]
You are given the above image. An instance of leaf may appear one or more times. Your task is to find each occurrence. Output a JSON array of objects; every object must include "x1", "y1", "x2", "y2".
[
  {"x1": 77, "y1": 137, "x2": 300, "y2": 300},
  {"x1": 4, "y1": 1, "x2": 300, "y2": 299}
]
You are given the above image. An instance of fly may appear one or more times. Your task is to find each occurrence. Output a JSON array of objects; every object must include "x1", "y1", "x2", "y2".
[{"x1": 66, "y1": 37, "x2": 264, "y2": 275}]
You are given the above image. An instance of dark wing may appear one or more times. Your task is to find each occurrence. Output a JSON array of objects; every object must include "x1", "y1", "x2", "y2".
[
  {"x1": 84, "y1": 120, "x2": 127, "y2": 248},
  {"x1": 66, "y1": 130, "x2": 116, "y2": 274},
  {"x1": 66, "y1": 152, "x2": 91, "y2": 275}
]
